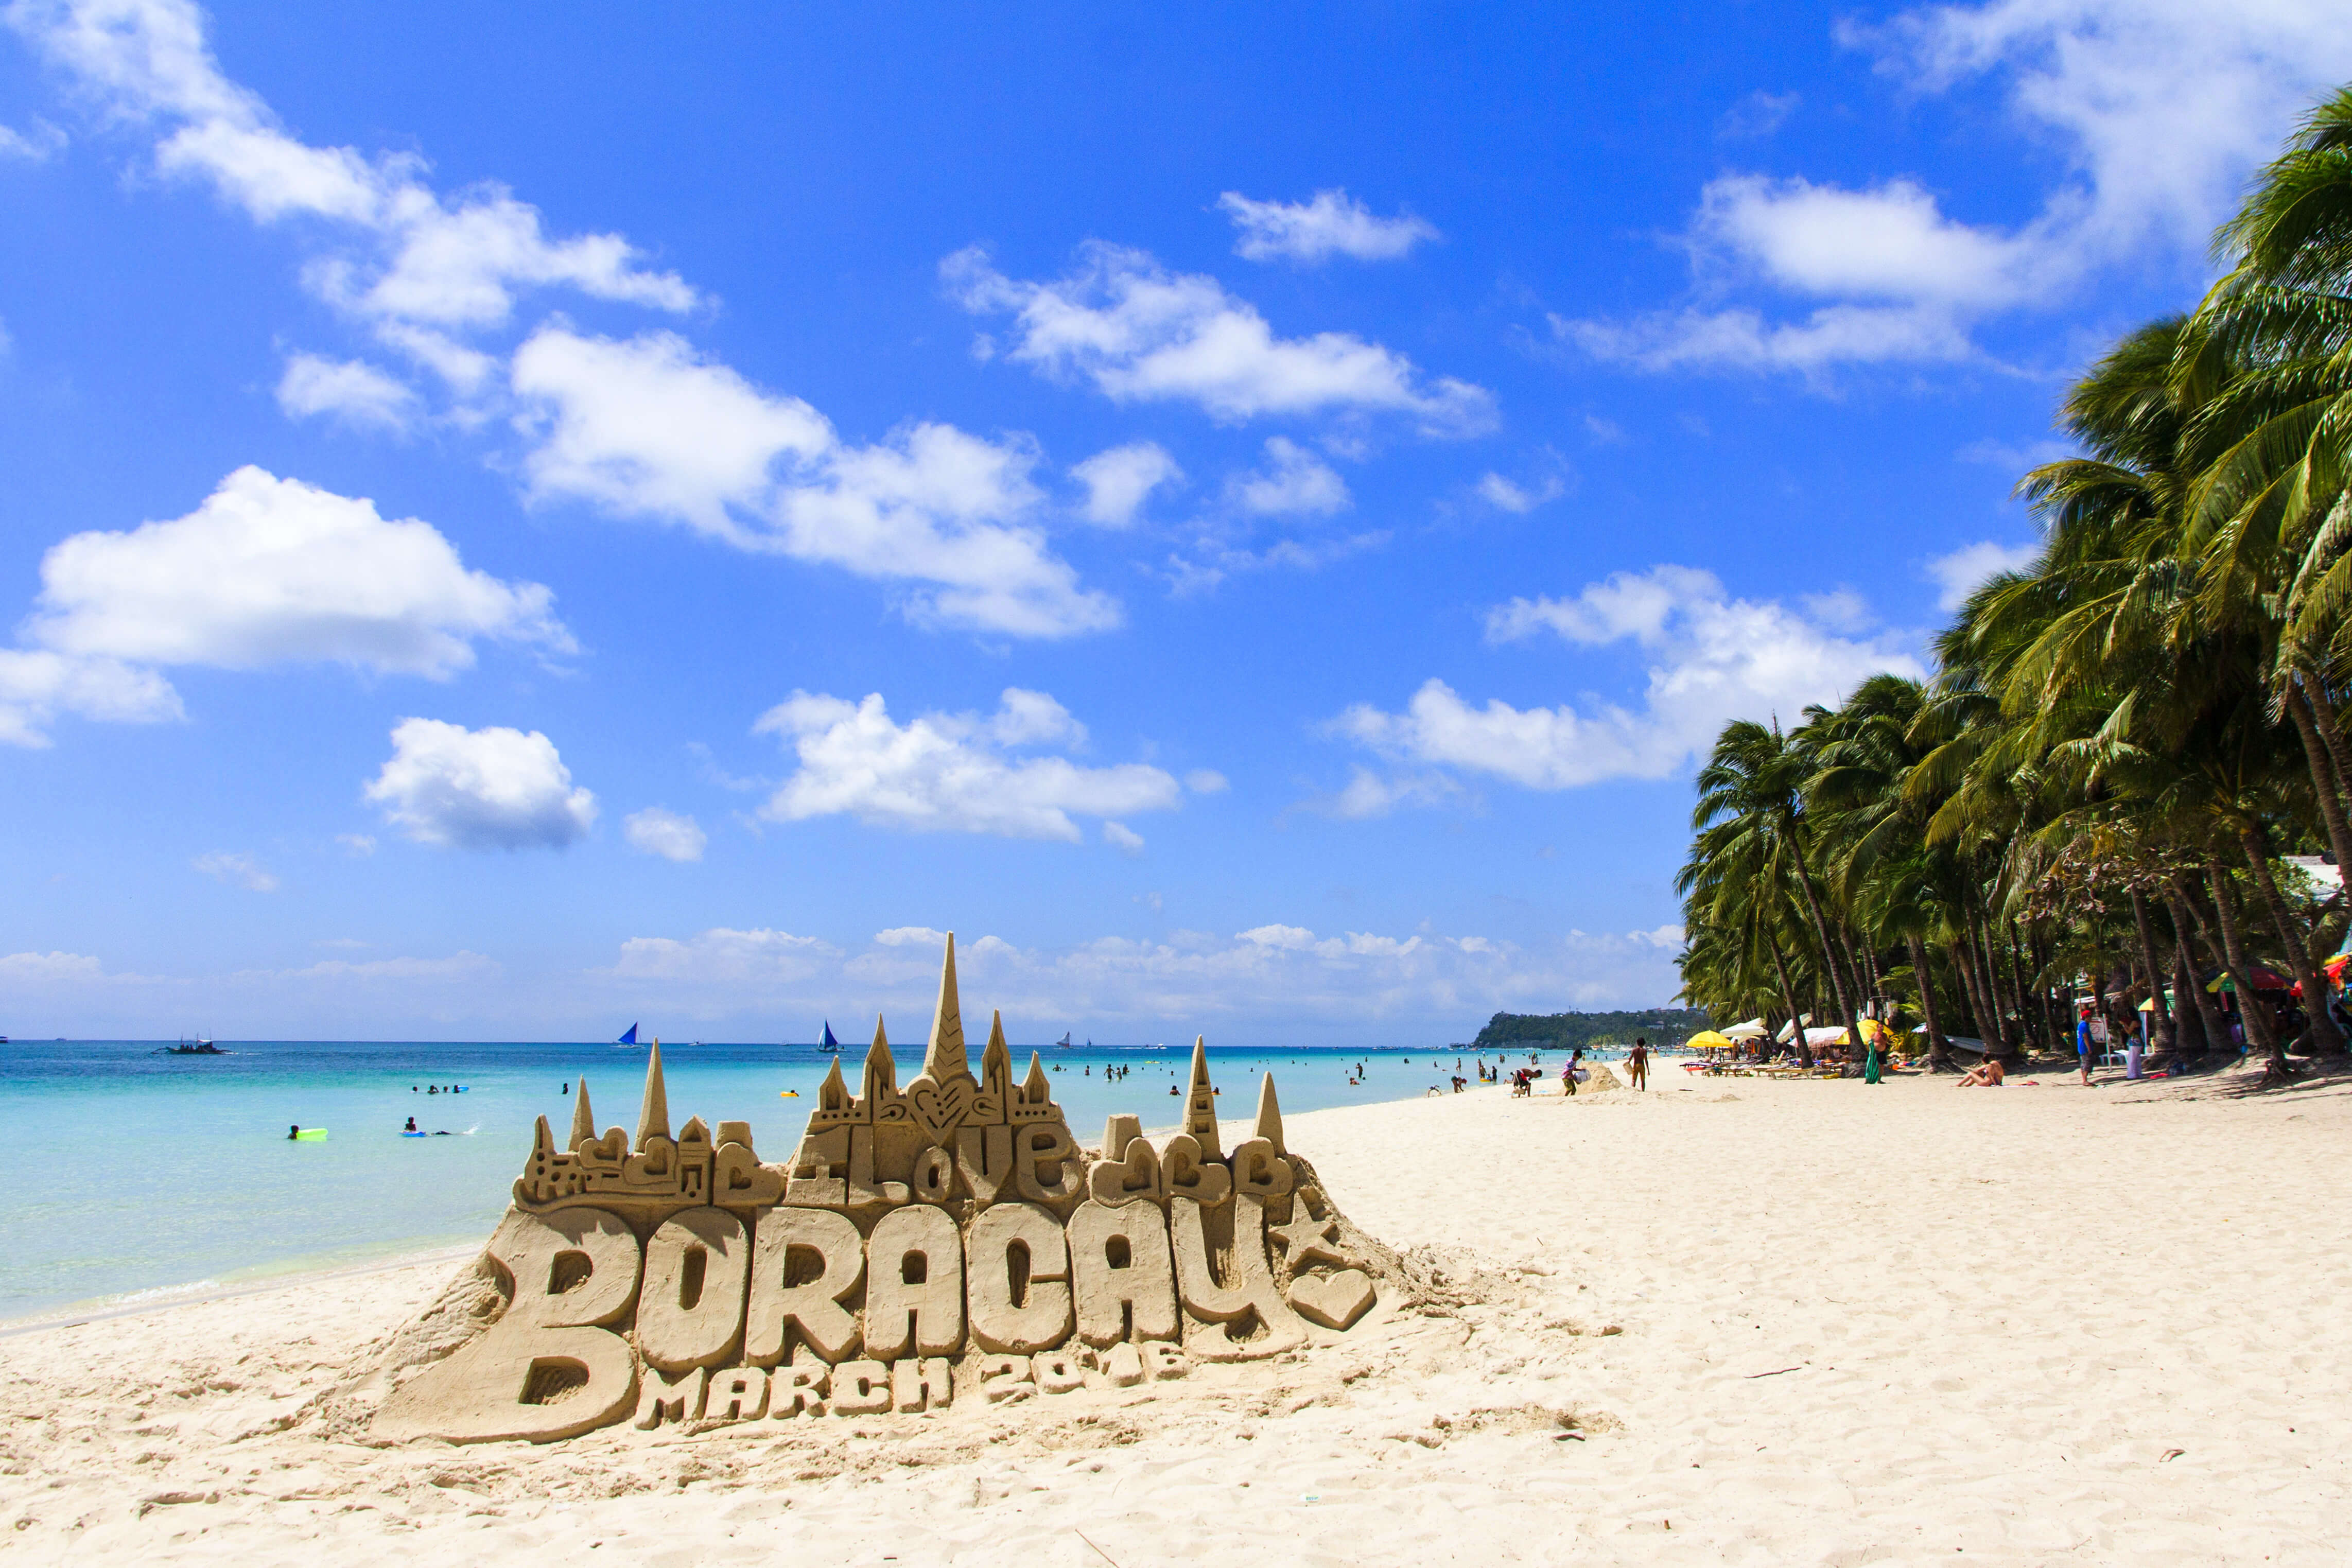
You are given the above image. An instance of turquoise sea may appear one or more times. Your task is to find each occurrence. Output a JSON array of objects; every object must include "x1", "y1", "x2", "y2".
[{"x1": 0, "y1": 1037, "x2": 1511, "y2": 1321}]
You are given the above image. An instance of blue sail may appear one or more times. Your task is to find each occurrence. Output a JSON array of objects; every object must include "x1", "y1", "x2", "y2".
[
  {"x1": 618, "y1": 1022, "x2": 638, "y2": 1045},
  {"x1": 820, "y1": 1020, "x2": 841, "y2": 1052}
]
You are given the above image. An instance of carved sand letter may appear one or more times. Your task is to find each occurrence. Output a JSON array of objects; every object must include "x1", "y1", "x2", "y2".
[
  {"x1": 1088, "y1": 1114, "x2": 1163, "y2": 1207},
  {"x1": 744, "y1": 1207, "x2": 865, "y2": 1366},
  {"x1": 1068, "y1": 1199, "x2": 1178, "y2": 1346},
  {"x1": 706, "y1": 1367, "x2": 770, "y2": 1421},
  {"x1": 1013, "y1": 1122, "x2": 1083, "y2": 1204},
  {"x1": 1033, "y1": 1349, "x2": 1087, "y2": 1394},
  {"x1": 863, "y1": 1204, "x2": 966, "y2": 1358},
  {"x1": 892, "y1": 1357, "x2": 952, "y2": 1412},
  {"x1": 1159, "y1": 1133, "x2": 1231, "y2": 1206},
  {"x1": 783, "y1": 1127, "x2": 850, "y2": 1208},
  {"x1": 1227, "y1": 1137, "x2": 1293, "y2": 1200},
  {"x1": 1170, "y1": 1194, "x2": 1308, "y2": 1362},
  {"x1": 769, "y1": 1359, "x2": 829, "y2": 1418},
  {"x1": 374, "y1": 1208, "x2": 644, "y2": 1443},
  {"x1": 634, "y1": 1364, "x2": 708, "y2": 1429},
  {"x1": 975, "y1": 1353, "x2": 1033, "y2": 1403},
  {"x1": 636, "y1": 1207, "x2": 752, "y2": 1373},
  {"x1": 830, "y1": 1360, "x2": 892, "y2": 1415},
  {"x1": 953, "y1": 1124, "x2": 1014, "y2": 1206},
  {"x1": 966, "y1": 1201, "x2": 1074, "y2": 1353},
  {"x1": 911, "y1": 1144, "x2": 956, "y2": 1205}
]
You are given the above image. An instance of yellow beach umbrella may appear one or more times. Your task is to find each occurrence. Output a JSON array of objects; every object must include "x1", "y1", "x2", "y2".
[{"x1": 1686, "y1": 1029, "x2": 1735, "y2": 1050}]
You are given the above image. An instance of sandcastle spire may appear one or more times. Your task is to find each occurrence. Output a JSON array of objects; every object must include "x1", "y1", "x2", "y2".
[
  {"x1": 1184, "y1": 1035, "x2": 1221, "y2": 1159},
  {"x1": 923, "y1": 931, "x2": 969, "y2": 1082},
  {"x1": 817, "y1": 1054, "x2": 850, "y2": 1112},
  {"x1": 636, "y1": 1040, "x2": 669, "y2": 1148},
  {"x1": 570, "y1": 1074, "x2": 595, "y2": 1149},
  {"x1": 1253, "y1": 1072, "x2": 1285, "y2": 1155},
  {"x1": 982, "y1": 1008, "x2": 1009, "y2": 1079},
  {"x1": 1022, "y1": 1050, "x2": 1051, "y2": 1105},
  {"x1": 863, "y1": 1015, "x2": 899, "y2": 1102}
]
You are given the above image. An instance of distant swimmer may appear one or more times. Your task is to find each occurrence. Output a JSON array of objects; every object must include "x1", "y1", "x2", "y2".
[
  {"x1": 289, "y1": 1124, "x2": 300, "y2": 1139},
  {"x1": 405, "y1": 1117, "x2": 418, "y2": 1132},
  {"x1": 779, "y1": 1089, "x2": 800, "y2": 1098}
]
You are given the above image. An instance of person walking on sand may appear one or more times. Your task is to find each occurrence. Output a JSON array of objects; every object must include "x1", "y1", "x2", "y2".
[
  {"x1": 1863, "y1": 1031, "x2": 1883, "y2": 1085},
  {"x1": 2075, "y1": 1004, "x2": 2096, "y2": 1086},
  {"x1": 1627, "y1": 1038, "x2": 1649, "y2": 1090}
]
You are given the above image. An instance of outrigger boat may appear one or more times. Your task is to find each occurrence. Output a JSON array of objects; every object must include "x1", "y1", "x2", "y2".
[
  {"x1": 616, "y1": 1023, "x2": 643, "y2": 1048},
  {"x1": 816, "y1": 1021, "x2": 842, "y2": 1054}
]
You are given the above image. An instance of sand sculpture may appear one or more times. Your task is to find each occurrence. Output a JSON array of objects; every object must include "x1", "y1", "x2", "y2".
[{"x1": 375, "y1": 934, "x2": 1385, "y2": 1443}]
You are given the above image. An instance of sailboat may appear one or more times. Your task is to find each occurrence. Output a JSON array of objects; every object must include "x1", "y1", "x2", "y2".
[
  {"x1": 816, "y1": 1021, "x2": 842, "y2": 1054},
  {"x1": 616, "y1": 1022, "x2": 640, "y2": 1048},
  {"x1": 1056, "y1": 1031, "x2": 1073, "y2": 1049}
]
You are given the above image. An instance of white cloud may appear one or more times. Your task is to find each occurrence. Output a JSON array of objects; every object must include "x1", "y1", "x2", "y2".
[
  {"x1": 363, "y1": 717, "x2": 597, "y2": 850},
  {"x1": 0, "y1": 117, "x2": 65, "y2": 159},
  {"x1": 337, "y1": 833, "x2": 376, "y2": 857},
  {"x1": 1183, "y1": 769, "x2": 1228, "y2": 794},
  {"x1": 752, "y1": 688, "x2": 1183, "y2": 842},
  {"x1": 510, "y1": 327, "x2": 1117, "y2": 638},
  {"x1": 1071, "y1": 441, "x2": 1181, "y2": 526},
  {"x1": 0, "y1": 648, "x2": 181, "y2": 748},
  {"x1": 600, "y1": 921, "x2": 1688, "y2": 1030},
  {"x1": 1102, "y1": 820, "x2": 1145, "y2": 856},
  {"x1": 9, "y1": 0, "x2": 693, "y2": 333},
  {"x1": 24, "y1": 466, "x2": 569, "y2": 686},
  {"x1": 624, "y1": 806, "x2": 706, "y2": 862},
  {"x1": 275, "y1": 353, "x2": 417, "y2": 431},
  {"x1": 1559, "y1": 0, "x2": 2352, "y2": 372},
  {"x1": 1217, "y1": 188, "x2": 1438, "y2": 263},
  {"x1": 1320, "y1": 766, "x2": 1463, "y2": 821},
  {"x1": 1331, "y1": 566, "x2": 1921, "y2": 794},
  {"x1": 1719, "y1": 90, "x2": 1800, "y2": 138},
  {"x1": 16, "y1": 3, "x2": 1123, "y2": 644},
  {"x1": 944, "y1": 242, "x2": 1494, "y2": 435},
  {"x1": 613, "y1": 927, "x2": 833, "y2": 983},
  {"x1": 1477, "y1": 470, "x2": 1567, "y2": 514},
  {"x1": 0, "y1": 950, "x2": 104, "y2": 981},
  {"x1": 192, "y1": 850, "x2": 277, "y2": 891},
  {"x1": 1229, "y1": 437, "x2": 1349, "y2": 517},
  {"x1": 1926, "y1": 538, "x2": 2041, "y2": 609}
]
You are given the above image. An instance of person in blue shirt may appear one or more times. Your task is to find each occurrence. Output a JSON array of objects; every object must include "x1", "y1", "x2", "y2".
[{"x1": 2076, "y1": 1005, "x2": 2096, "y2": 1086}]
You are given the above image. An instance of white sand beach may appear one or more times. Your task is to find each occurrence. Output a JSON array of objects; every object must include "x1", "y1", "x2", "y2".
[{"x1": 6, "y1": 1069, "x2": 2350, "y2": 1566}]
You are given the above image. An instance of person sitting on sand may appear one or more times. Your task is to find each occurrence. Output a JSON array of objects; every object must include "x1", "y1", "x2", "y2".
[{"x1": 1956, "y1": 1055, "x2": 2006, "y2": 1087}]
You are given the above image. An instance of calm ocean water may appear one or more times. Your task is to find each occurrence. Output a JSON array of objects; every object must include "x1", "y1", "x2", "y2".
[{"x1": 0, "y1": 1037, "x2": 1511, "y2": 1321}]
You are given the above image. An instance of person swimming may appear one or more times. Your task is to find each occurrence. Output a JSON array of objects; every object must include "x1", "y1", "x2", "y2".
[
  {"x1": 405, "y1": 1117, "x2": 417, "y2": 1132},
  {"x1": 288, "y1": 1124, "x2": 300, "y2": 1139}
]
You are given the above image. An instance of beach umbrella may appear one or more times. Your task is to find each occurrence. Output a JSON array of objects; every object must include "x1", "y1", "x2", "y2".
[
  {"x1": 2205, "y1": 964, "x2": 2291, "y2": 992},
  {"x1": 1721, "y1": 1018, "x2": 1768, "y2": 1040},
  {"x1": 1686, "y1": 1029, "x2": 1735, "y2": 1050}
]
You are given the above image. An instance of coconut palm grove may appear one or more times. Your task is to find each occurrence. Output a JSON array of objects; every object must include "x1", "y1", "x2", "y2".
[{"x1": 1675, "y1": 86, "x2": 2352, "y2": 1089}]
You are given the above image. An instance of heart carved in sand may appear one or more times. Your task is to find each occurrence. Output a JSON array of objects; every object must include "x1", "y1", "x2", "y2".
[
  {"x1": 909, "y1": 1076, "x2": 975, "y2": 1138},
  {"x1": 1286, "y1": 1268, "x2": 1375, "y2": 1331}
]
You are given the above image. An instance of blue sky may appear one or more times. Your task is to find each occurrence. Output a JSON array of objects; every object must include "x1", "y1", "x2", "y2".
[{"x1": 3, "y1": 0, "x2": 2347, "y2": 1043}]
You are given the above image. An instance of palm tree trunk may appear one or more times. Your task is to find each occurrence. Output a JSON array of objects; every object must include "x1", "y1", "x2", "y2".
[
  {"x1": 1955, "y1": 932, "x2": 1990, "y2": 1040},
  {"x1": 2204, "y1": 864, "x2": 2288, "y2": 1082},
  {"x1": 1782, "y1": 822, "x2": 1860, "y2": 1051},
  {"x1": 2286, "y1": 682, "x2": 2352, "y2": 875},
  {"x1": 2238, "y1": 822, "x2": 2345, "y2": 1056},
  {"x1": 1909, "y1": 933, "x2": 1954, "y2": 1071},
  {"x1": 1971, "y1": 907, "x2": 2015, "y2": 1059},
  {"x1": 2171, "y1": 949, "x2": 2209, "y2": 1061},
  {"x1": 2302, "y1": 677, "x2": 2352, "y2": 793},
  {"x1": 1765, "y1": 928, "x2": 1805, "y2": 1054},
  {"x1": 2165, "y1": 884, "x2": 2232, "y2": 1064},
  {"x1": 2129, "y1": 887, "x2": 2175, "y2": 1052}
]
